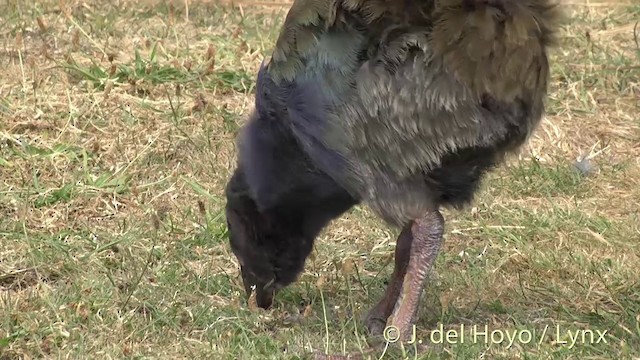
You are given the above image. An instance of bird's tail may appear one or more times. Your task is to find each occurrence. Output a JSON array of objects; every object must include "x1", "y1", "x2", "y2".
[{"x1": 430, "y1": 0, "x2": 563, "y2": 101}]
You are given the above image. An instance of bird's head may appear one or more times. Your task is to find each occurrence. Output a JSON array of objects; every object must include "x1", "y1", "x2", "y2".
[{"x1": 224, "y1": 169, "x2": 310, "y2": 309}]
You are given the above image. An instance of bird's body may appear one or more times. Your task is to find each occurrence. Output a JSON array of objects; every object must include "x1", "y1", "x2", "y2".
[
  {"x1": 226, "y1": 0, "x2": 561, "y2": 342},
  {"x1": 243, "y1": 0, "x2": 557, "y2": 225}
]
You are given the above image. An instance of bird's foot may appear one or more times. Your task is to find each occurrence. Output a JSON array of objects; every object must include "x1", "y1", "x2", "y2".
[
  {"x1": 385, "y1": 307, "x2": 418, "y2": 344},
  {"x1": 364, "y1": 224, "x2": 414, "y2": 339},
  {"x1": 364, "y1": 309, "x2": 387, "y2": 337},
  {"x1": 366, "y1": 305, "x2": 419, "y2": 345}
]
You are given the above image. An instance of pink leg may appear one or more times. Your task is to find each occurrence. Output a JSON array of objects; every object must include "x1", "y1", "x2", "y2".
[
  {"x1": 385, "y1": 210, "x2": 444, "y2": 341},
  {"x1": 365, "y1": 224, "x2": 413, "y2": 335}
]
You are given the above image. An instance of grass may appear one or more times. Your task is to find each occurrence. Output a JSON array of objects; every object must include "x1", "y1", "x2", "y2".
[{"x1": 0, "y1": 0, "x2": 639, "y2": 359}]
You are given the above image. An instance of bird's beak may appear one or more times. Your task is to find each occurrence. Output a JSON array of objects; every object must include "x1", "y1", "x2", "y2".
[{"x1": 241, "y1": 269, "x2": 275, "y2": 309}]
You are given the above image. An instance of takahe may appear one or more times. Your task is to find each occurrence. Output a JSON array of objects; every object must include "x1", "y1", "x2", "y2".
[{"x1": 225, "y1": 0, "x2": 561, "y2": 341}]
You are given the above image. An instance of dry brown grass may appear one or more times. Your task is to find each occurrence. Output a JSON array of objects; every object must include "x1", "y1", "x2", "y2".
[{"x1": 1, "y1": 0, "x2": 639, "y2": 359}]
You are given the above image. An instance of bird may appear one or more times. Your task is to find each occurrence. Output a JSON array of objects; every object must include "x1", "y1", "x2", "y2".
[{"x1": 225, "y1": 0, "x2": 561, "y2": 342}]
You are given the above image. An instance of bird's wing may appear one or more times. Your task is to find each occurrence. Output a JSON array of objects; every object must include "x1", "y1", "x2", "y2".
[{"x1": 327, "y1": 0, "x2": 559, "y2": 181}]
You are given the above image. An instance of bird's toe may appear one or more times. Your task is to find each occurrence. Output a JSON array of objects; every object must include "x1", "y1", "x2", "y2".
[{"x1": 364, "y1": 311, "x2": 387, "y2": 337}]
